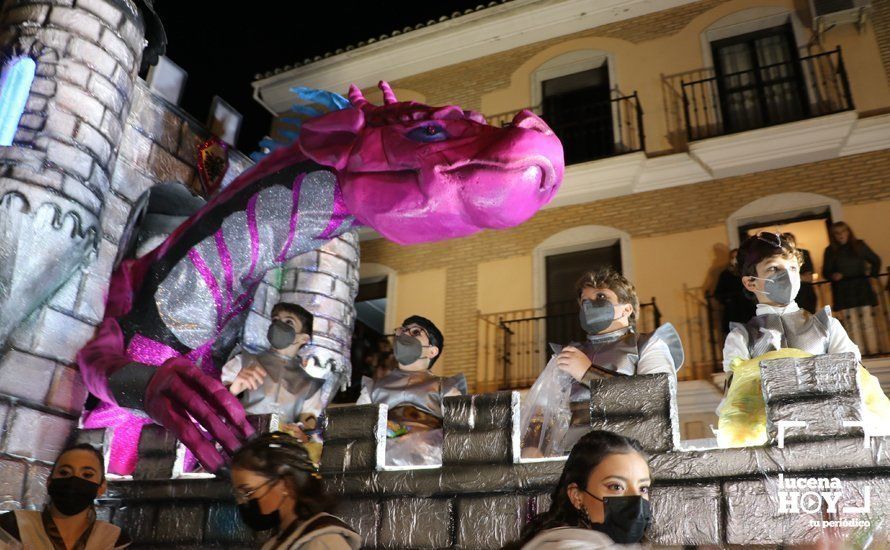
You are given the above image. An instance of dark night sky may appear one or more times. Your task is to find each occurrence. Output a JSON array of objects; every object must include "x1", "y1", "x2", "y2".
[{"x1": 153, "y1": 1, "x2": 507, "y2": 152}]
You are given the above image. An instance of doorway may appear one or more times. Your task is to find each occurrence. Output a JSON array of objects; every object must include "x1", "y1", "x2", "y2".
[
  {"x1": 542, "y1": 65, "x2": 614, "y2": 164},
  {"x1": 544, "y1": 242, "x2": 622, "y2": 346}
]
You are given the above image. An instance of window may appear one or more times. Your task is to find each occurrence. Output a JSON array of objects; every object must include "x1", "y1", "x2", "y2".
[
  {"x1": 0, "y1": 57, "x2": 35, "y2": 146},
  {"x1": 541, "y1": 66, "x2": 614, "y2": 164},
  {"x1": 544, "y1": 242, "x2": 622, "y2": 346},
  {"x1": 711, "y1": 23, "x2": 807, "y2": 134}
]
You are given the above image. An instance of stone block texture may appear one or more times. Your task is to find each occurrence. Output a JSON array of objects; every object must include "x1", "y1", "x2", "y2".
[
  {"x1": 0, "y1": 0, "x2": 258, "y2": 519},
  {"x1": 278, "y1": 231, "x2": 360, "y2": 385},
  {"x1": 93, "y1": 354, "x2": 890, "y2": 548}
]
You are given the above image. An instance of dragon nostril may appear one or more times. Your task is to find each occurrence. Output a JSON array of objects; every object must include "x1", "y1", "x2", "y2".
[{"x1": 512, "y1": 110, "x2": 551, "y2": 134}]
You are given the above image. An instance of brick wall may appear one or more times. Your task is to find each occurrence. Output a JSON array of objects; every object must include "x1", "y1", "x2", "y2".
[
  {"x1": 875, "y1": 0, "x2": 890, "y2": 86},
  {"x1": 361, "y1": 149, "x2": 890, "y2": 386},
  {"x1": 387, "y1": 0, "x2": 730, "y2": 113}
]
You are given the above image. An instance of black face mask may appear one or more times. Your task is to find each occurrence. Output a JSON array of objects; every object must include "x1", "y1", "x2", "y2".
[
  {"x1": 48, "y1": 476, "x2": 100, "y2": 516},
  {"x1": 588, "y1": 494, "x2": 652, "y2": 544},
  {"x1": 238, "y1": 497, "x2": 281, "y2": 531},
  {"x1": 579, "y1": 298, "x2": 617, "y2": 335},
  {"x1": 394, "y1": 334, "x2": 424, "y2": 366},
  {"x1": 267, "y1": 320, "x2": 297, "y2": 350}
]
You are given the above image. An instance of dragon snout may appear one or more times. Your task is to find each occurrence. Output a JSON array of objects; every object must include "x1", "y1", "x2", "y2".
[{"x1": 511, "y1": 110, "x2": 553, "y2": 135}]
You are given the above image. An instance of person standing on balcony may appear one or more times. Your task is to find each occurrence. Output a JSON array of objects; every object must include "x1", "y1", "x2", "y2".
[
  {"x1": 356, "y1": 315, "x2": 466, "y2": 466},
  {"x1": 822, "y1": 221, "x2": 883, "y2": 355},
  {"x1": 782, "y1": 233, "x2": 818, "y2": 314},
  {"x1": 713, "y1": 249, "x2": 757, "y2": 335}
]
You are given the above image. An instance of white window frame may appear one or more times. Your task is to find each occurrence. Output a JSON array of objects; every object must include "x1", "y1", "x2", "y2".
[{"x1": 532, "y1": 225, "x2": 634, "y2": 309}]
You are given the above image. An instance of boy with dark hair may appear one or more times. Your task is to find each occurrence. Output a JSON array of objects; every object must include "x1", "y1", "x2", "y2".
[
  {"x1": 221, "y1": 301, "x2": 326, "y2": 448},
  {"x1": 718, "y1": 232, "x2": 890, "y2": 447},
  {"x1": 723, "y1": 232, "x2": 856, "y2": 366},
  {"x1": 357, "y1": 315, "x2": 466, "y2": 466}
]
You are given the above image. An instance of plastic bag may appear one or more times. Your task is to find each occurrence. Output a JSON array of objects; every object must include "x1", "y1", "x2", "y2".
[
  {"x1": 716, "y1": 348, "x2": 890, "y2": 447},
  {"x1": 385, "y1": 428, "x2": 443, "y2": 467},
  {"x1": 858, "y1": 366, "x2": 890, "y2": 436},
  {"x1": 716, "y1": 348, "x2": 813, "y2": 448},
  {"x1": 519, "y1": 354, "x2": 575, "y2": 457}
]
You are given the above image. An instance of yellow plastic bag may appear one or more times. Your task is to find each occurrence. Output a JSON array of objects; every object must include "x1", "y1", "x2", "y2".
[
  {"x1": 717, "y1": 349, "x2": 890, "y2": 447},
  {"x1": 858, "y1": 366, "x2": 890, "y2": 435},
  {"x1": 716, "y1": 349, "x2": 813, "y2": 448}
]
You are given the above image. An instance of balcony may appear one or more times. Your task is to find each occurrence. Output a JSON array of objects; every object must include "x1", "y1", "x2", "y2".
[
  {"x1": 487, "y1": 91, "x2": 645, "y2": 165},
  {"x1": 681, "y1": 47, "x2": 853, "y2": 142},
  {"x1": 477, "y1": 298, "x2": 662, "y2": 392}
]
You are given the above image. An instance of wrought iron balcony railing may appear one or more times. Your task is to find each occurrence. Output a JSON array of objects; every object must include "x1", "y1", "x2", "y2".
[
  {"x1": 486, "y1": 91, "x2": 645, "y2": 165},
  {"x1": 681, "y1": 47, "x2": 854, "y2": 142}
]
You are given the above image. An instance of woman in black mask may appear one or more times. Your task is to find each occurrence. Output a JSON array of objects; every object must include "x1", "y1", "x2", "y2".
[
  {"x1": 0, "y1": 443, "x2": 131, "y2": 549},
  {"x1": 230, "y1": 432, "x2": 360, "y2": 549},
  {"x1": 516, "y1": 430, "x2": 652, "y2": 549}
]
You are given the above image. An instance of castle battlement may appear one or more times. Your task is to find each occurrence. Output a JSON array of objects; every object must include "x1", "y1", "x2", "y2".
[{"x1": 84, "y1": 352, "x2": 889, "y2": 548}]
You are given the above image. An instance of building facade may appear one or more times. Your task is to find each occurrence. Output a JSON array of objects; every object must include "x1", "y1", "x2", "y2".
[{"x1": 255, "y1": 0, "x2": 890, "y2": 438}]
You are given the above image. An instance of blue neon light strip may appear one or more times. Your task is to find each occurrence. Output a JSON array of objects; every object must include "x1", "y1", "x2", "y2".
[{"x1": 0, "y1": 57, "x2": 36, "y2": 146}]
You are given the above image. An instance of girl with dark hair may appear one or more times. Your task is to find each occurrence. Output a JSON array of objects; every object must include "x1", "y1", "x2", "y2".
[
  {"x1": 823, "y1": 221, "x2": 883, "y2": 355},
  {"x1": 0, "y1": 443, "x2": 131, "y2": 549},
  {"x1": 230, "y1": 432, "x2": 360, "y2": 549},
  {"x1": 516, "y1": 430, "x2": 652, "y2": 549}
]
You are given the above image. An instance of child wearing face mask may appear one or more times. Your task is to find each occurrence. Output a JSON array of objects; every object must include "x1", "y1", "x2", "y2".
[
  {"x1": 0, "y1": 443, "x2": 131, "y2": 549},
  {"x1": 521, "y1": 268, "x2": 683, "y2": 457},
  {"x1": 221, "y1": 302, "x2": 326, "y2": 451},
  {"x1": 356, "y1": 315, "x2": 467, "y2": 467},
  {"x1": 556, "y1": 268, "x2": 683, "y2": 382},
  {"x1": 717, "y1": 232, "x2": 890, "y2": 447}
]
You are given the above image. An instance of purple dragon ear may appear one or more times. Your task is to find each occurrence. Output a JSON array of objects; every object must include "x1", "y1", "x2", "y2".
[
  {"x1": 348, "y1": 84, "x2": 370, "y2": 109},
  {"x1": 378, "y1": 81, "x2": 398, "y2": 104},
  {"x1": 299, "y1": 107, "x2": 365, "y2": 170}
]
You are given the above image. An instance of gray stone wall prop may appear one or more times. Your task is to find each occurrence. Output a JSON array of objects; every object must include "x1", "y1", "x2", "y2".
[
  {"x1": 92, "y1": 356, "x2": 889, "y2": 548},
  {"x1": 0, "y1": 0, "x2": 255, "y2": 513}
]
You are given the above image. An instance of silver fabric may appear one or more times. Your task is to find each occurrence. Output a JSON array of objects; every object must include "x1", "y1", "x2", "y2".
[
  {"x1": 647, "y1": 484, "x2": 721, "y2": 545},
  {"x1": 567, "y1": 324, "x2": 682, "y2": 404},
  {"x1": 361, "y1": 369, "x2": 467, "y2": 418},
  {"x1": 155, "y1": 170, "x2": 349, "y2": 350},
  {"x1": 733, "y1": 306, "x2": 832, "y2": 358},
  {"x1": 236, "y1": 351, "x2": 325, "y2": 422},
  {"x1": 0, "y1": 197, "x2": 98, "y2": 345}
]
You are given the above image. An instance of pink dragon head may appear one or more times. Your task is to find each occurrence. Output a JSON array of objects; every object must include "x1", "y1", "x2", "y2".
[{"x1": 297, "y1": 81, "x2": 565, "y2": 244}]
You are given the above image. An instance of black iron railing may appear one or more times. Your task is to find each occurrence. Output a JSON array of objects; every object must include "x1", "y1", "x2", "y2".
[
  {"x1": 487, "y1": 92, "x2": 645, "y2": 165},
  {"x1": 681, "y1": 47, "x2": 853, "y2": 141},
  {"x1": 487, "y1": 299, "x2": 661, "y2": 391},
  {"x1": 705, "y1": 272, "x2": 890, "y2": 372}
]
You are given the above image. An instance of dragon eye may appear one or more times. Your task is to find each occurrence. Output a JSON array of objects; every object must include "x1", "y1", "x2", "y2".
[{"x1": 406, "y1": 124, "x2": 449, "y2": 143}]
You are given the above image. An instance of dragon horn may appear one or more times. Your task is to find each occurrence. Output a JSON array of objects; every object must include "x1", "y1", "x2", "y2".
[
  {"x1": 348, "y1": 84, "x2": 369, "y2": 108},
  {"x1": 379, "y1": 81, "x2": 397, "y2": 104}
]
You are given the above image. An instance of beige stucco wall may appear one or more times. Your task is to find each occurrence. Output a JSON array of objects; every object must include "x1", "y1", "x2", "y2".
[{"x1": 393, "y1": 268, "x2": 448, "y2": 375}]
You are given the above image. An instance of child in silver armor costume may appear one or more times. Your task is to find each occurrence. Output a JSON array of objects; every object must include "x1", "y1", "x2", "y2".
[
  {"x1": 724, "y1": 232, "x2": 860, "y2": 365},
  {"x1": 522, "y1": 268, "x2": 684, "y2": 457},
  {"x1": 717, "y1": 232, "x2": 890, "y2": 447},
  {"x1": 357, "y1": 315, "x2": 467, "y2": 467},
  {"x1": 221, "y1": 303, "x2": 326, "y2": 455}
]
